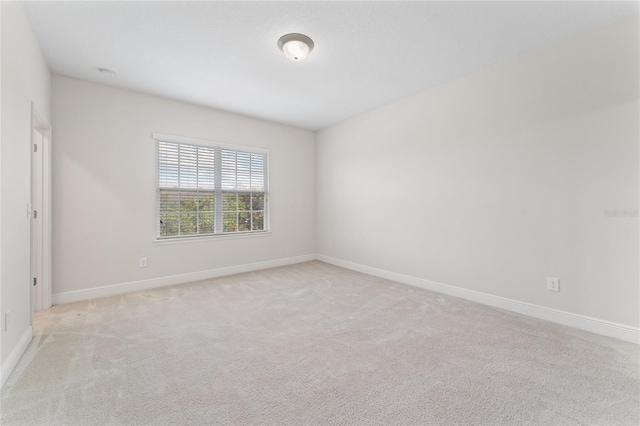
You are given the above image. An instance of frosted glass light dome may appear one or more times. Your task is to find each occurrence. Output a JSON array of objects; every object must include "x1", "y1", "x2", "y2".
[{"x1": 277, "y1": 33, "x2": 314, "y2": 61}]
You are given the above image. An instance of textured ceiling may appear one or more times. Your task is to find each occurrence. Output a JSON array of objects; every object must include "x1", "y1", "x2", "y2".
[{"x1": 22, "y1": 1, "x2": 640, "y2": 130}]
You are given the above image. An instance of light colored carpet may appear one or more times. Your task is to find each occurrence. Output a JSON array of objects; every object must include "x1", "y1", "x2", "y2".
[{"x1": 1, "y1": 261, "x2": 638, "y2": 425}]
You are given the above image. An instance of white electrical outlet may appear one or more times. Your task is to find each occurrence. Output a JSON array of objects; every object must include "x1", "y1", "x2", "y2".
[
  {"x1": 547, "y1": 277, "x2": 560, "y2": 292},
  {"x1": 4, "y1": 311, "x2": 10, "y2": 332},
  {"x1": 328, "y1": 241, "x2": 332, "y2": 249},
  {"x1": 139, "y1": 257, "x2": 148, "y2": 268}
]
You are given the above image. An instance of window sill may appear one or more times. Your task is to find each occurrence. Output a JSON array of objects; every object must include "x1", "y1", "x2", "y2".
[{"x1": 154, "y1": 231, "x2": 272, "y2": 246}]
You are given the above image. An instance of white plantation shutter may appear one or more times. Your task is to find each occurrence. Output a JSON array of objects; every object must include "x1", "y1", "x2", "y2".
[{"x1": 156, "y1": 134, "x2": 268, "y2": 239}]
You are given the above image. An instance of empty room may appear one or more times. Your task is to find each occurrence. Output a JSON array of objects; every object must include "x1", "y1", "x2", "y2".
[{"x1": 1, "y1": 1, "x2": 639, "y2": 424}]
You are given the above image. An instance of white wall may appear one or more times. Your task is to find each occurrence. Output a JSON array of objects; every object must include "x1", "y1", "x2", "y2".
[
  {"x1": 52, "y1": 75, "x2": 315, "y2": 296},
  {"x1": 1, "y1": 1, "x2": 51, "y2": 378},
  {"x1": 317, "y1": 15, "x2": 639, "y2": 328}
]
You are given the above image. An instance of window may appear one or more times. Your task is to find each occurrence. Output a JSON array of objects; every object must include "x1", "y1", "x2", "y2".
[{"x1": 155, "y1": 134, "x2": 268, "y2": 239}]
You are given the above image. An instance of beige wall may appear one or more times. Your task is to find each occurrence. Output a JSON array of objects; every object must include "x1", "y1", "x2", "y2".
[
  {"x1": 52, "y1": 75, "x2": 316, "y2": 295},
  {"x1": 316, "y1": 16, "x2": 639, "y2": 327},
  {"x1": 1, "y1": 1, "x2": 51, "y2": 370}
]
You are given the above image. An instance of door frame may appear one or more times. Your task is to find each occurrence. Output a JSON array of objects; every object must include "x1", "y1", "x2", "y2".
[{"x1": 31, "y1": 103, "x2": 52, "y2": 315}]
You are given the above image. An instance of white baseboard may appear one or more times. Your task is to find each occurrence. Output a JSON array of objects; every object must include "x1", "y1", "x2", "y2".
[
  {"x1": 51, "y1": 252, "x2": 639, "y2": 344},
  {"x1": 1, "y1": 326, "x2": 33, "y2": 389},
  {"x1": 52, "y1": 254, "x2": 316, "y2": 305},
  {"x1": 317, "y1": 255, "x2": 640, "y2": 345}
]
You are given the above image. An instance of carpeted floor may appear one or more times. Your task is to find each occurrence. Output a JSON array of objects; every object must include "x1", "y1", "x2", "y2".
[{"x1": 1, "y1": 261, "x2": 638, "y2": 425}]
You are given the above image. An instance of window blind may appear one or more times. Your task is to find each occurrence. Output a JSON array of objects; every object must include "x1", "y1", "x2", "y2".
[{"x1": 156, "y1": 137, "x2": 268, "y2": 239}]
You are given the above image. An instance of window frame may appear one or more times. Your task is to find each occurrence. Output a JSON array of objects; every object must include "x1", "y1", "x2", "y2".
[{"x1": 153, "y1": 133, "x2": 270, "y2": 242}]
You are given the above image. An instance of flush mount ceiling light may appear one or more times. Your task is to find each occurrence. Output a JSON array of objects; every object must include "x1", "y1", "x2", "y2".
[{"x1": 277, "y1": 33, "x2": 314, "y2": 61}]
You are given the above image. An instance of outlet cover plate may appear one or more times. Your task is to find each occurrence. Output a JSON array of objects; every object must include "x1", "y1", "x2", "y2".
[{"x1": 547, "y1": 277, "x2": 560, "y2": 292}]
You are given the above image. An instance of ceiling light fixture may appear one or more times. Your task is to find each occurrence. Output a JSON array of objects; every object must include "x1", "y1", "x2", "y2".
[
  {"x1": 277, "y1": 33, "x2": 314, "y2": 61},
  {"x1": 97, "y1": 67, "x2": 116, "y2": 77}
]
